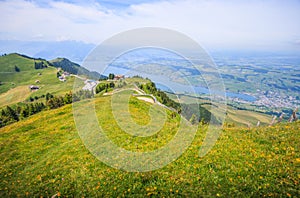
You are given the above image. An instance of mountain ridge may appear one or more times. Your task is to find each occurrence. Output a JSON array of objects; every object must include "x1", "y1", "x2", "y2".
[
  {"x1": 0, "y1": 53, "x2": 104, "y2": 80},
  {"x1": 0, "y1": 40, "x2": 95, "y2": 63},
  {"x1": 49, "y1": 57, "x2": 106, "y2": 80}
]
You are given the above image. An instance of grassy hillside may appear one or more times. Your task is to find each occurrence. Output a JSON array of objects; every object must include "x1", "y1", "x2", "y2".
[
  {"x1": 50, "y1": 58, "x2": 105, "y2": 80},
  {"x1": 0, "y1": 94, "x2": 299, "y2": 197},
  {"x1": 0, "y1": 53, "x2": 46, "y2": 94},
  {"x1": 204, "y1": 104, "x2": 272, "y2": 127},
  {"x1": 0, "y1": 86, "x2": 31, "y2": 107},
  {"x1": 169, "y1": 93, "x2": 272, "y2": 126},
  {"x1": 0, "y1": 53, "x2": 83, "y2": 107}
]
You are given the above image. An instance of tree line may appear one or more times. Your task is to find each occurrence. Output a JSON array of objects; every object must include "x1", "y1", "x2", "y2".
[
  {"x1": 0, "y1": 90, "x2": 93, "y2": 128},
  {"x1": 138, "y1": 81, "x2": 218, "y2": 124},
  {"x1": 139, "y1": 82, "x2": 181, "y2": 111},
  {"x1": 34, "y1": 61, "x2": 48, "y2": 69},
  {"x1": 95, "y1": 82, "x2": 115, "y2": 94}
]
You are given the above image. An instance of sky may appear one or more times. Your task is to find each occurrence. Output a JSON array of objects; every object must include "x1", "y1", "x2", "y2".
[{"x1": 0, "y1": 0, "x2": 300, "y2": 52}]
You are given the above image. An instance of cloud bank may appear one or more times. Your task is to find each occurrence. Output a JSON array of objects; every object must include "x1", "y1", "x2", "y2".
[{"x1": 0, "y1": 0, "x2": 299, "y2": 51}]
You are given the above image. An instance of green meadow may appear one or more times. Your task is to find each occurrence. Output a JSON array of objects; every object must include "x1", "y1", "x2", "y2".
[
  {"x1": 0, "y1": 95, "x2": 299, "y2": 197},
  {"x1": 0, "y1": 54, "x2": 83, "y2": 107}
]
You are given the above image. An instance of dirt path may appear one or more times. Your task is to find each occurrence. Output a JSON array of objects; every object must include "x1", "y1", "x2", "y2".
[{"x1": 136, "y1": 96, "x2": 155, "y2": 103}]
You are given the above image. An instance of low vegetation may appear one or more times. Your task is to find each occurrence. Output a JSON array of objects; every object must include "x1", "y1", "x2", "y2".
[{"x1": 0, "y1": 95, "x2": 299, "y2": 197}]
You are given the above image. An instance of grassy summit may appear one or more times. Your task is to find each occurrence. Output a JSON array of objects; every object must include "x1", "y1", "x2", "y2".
[{"x1": 0, "y1": 93, "x2": 299, "y2": 197}]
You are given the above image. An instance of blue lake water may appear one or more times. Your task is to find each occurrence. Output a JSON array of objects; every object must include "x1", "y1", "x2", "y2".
[
  {"x1": 104, "y1": 66, "x2": 256, "y2": 102},
  {"x1": 156, "y1": 83, "x2": 256, "y2": 102}
]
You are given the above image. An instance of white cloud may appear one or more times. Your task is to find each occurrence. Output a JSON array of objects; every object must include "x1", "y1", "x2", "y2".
[
  {"x1": 126, "y1": 0, "x2": 300, "y2": 50},
  {"x1": 0, "y1": 0, "x2": 299, "y2": 50}
]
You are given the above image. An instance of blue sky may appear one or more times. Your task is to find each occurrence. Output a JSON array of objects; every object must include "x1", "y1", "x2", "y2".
[
  {"x1": 0, "y1": 0, "x2": 300, "y2": 51},
  {"x1": 29, "y1": 0, "x2": 161, "y2": 9}
]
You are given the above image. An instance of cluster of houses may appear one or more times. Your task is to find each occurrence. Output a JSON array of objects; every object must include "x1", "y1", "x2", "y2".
[
  {"x1": 81, "y1": 74, "x2": 125, "y2": 93},
  {"x1": 113, "y1": 74, "x2": 125, "y2": 80},
  {"x1": 58, "y1": 71, "x2": 70, "y2": 82},
  {"x1": 83, "y1": 79, "x2": 98, "y2": 92}
]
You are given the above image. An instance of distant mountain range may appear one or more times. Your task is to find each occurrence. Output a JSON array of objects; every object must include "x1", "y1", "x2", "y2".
[{"x1": 0, "y1": 40, "x2": 95, "y2": 64}]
